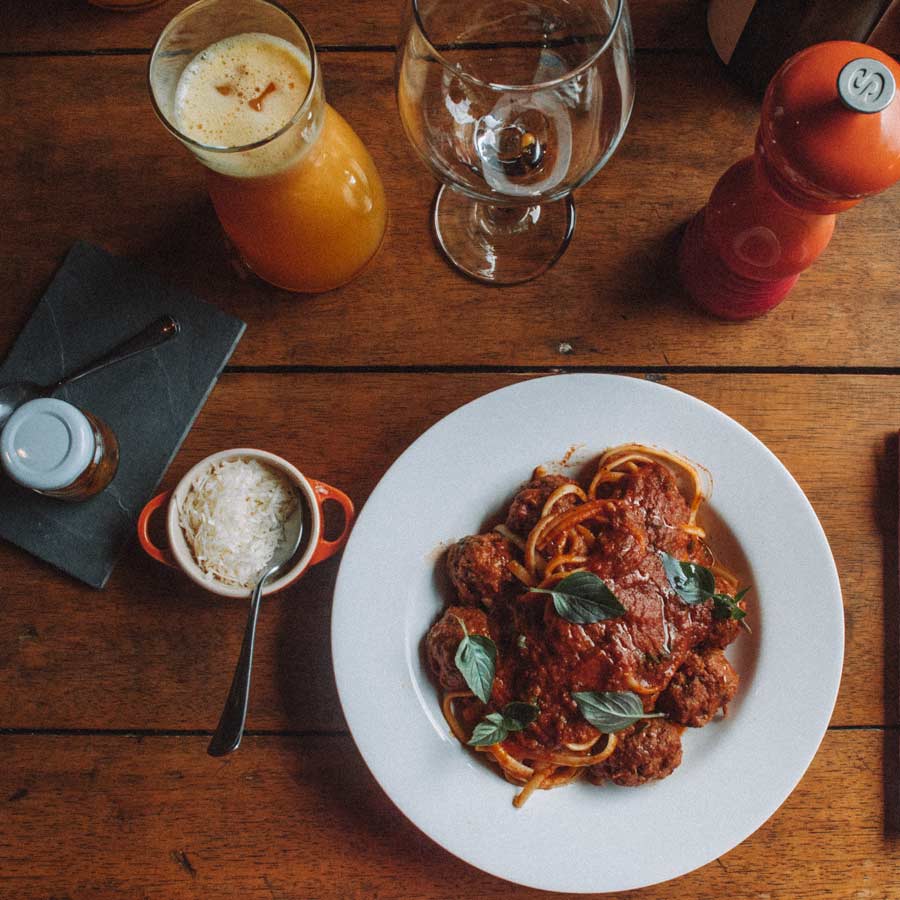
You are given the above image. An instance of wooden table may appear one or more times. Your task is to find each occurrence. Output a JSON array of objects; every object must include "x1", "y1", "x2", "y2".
[{"x1": 2, "y1": 2, "x2": 900, "y2": 897}]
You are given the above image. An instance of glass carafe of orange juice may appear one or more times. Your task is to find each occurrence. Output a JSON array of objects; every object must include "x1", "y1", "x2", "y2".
[{"x1": 149, "y1": 0, "x2": 386, "y2": 293}]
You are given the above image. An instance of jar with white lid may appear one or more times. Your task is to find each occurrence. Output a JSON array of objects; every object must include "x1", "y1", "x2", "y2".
[{"x1": 0, "y1": 398, "x2": 119, "y2": 500}]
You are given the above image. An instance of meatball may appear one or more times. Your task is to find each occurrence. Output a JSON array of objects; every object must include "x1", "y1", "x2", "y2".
[
  {"x1": 592, "y1": 505, "x2": 649, "y2": 579},
  {"x1": 603, "y1": 462, "x2": 691, "y2": 556},
  {"x1": 426, "y1": 605, "x2": 491, "y2": 691},
  {"x1": 656, "y1": 649, "x2": 739, "y2": 727},
  {"x1": 505, "y1": 473, "x2": 580, "y2": 536},
  {"x1": 588, "y1": 719, "x2": 683, "y2": 786},
  {"x1": 446, "y1": 532, "x2": 515, "y2": 605},
  {"x1": 702, "y1": 615, "x2": 742, "y2": 651}
]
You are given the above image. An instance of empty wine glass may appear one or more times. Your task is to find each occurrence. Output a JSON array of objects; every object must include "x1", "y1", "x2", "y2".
[{"x1": 396, "y1": 0, "x2": 634, "y2": 284}]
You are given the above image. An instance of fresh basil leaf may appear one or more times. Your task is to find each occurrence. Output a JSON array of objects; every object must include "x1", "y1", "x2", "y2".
[
  {"x1": 529, "y1": 571, "x2": 626, "y2": 624},
  {"x1": 658, "y1": 551, "x2": 716, "y2": 605},
  {"x1": 501, "y1": 701, "x2": 539, "y2": 730},
  {"x1": 468, "y1": 703, "x2": 539, "y2": 746},
  {"x1": 713, "y1": 586, "x2": 750, "y2": 622},
  {"x1": 454, "y1": 632, "x2": 496, "y2": 704},
  {"x1": 468, "y1": 713, "x2": 508, "y2": 746},
  {"x1": 573, "y1": 690, "x2": 665, "y2": 733},
  {"x1": 659, "y1": 552, "x2": 751, "y2": 629}
]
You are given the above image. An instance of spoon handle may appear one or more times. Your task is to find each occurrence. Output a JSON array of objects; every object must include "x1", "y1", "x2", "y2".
[
  {"x1": 207, "y1": 574, "x2": 268, "y2": 757},
  {"x1": 54, "y1": 315, "x2": 181, "y2": 390}
]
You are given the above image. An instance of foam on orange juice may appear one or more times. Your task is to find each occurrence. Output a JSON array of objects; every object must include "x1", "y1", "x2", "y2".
[
  {"x1": 173, "y1": 32, "x2": 386, "y2": 292},
  {"x1": 174, "y1": 33, "x2": 311, "y2": 170}
]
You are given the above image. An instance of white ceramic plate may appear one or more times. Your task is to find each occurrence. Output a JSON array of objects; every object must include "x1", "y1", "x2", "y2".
[{"x1": 331, "y1": 374, "x2": 843, "y2": 893}]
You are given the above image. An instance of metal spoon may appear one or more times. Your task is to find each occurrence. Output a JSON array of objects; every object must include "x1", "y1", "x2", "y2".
[
  {"x1": 0, "y1": 314, "x2": 181, "y2": 428},
  {"x1": 207, "y1": 493, "x2": 306, "y2": 757}
]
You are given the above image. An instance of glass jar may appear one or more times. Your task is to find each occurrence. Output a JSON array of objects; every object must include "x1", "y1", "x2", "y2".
[
  {"x1": 0, "y1": 398, "x2": 119, "y2": 501},
  {"x1": 148, "y1": 0, "x2": 387, "y2": 293}
]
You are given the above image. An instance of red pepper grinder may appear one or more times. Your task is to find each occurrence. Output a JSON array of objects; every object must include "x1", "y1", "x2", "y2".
[{"x1": 678, "y1": 42, "x2": 900, "y2": 319}]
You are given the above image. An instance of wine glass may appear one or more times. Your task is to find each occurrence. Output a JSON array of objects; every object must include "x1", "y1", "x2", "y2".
[{"x1": 396, "y1": 0, "x2": 635, "y2": 285}]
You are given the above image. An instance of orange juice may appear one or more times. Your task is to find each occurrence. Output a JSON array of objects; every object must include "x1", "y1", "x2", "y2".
[
  {"x1": 205, "y1": 106, "x2": 386, "y2": 292},
  {"x1": 162, "y1": 28, "x2": 386, "y2": 292}
]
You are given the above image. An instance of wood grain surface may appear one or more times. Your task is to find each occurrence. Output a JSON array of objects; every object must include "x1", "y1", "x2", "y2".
[
  {"x1": 1, "y1": 0, "x2": 710, "y2": 53},
  {"x1": 3, "y1": 1, "x2": 900, "y2": 897},
  {"x1": 2, "y1": 51, "x2": 900, "y2": 368},
  {"x1": 1, "y1": 731, "x2": 898, "y2": 900},
  {"x1": 4, "y1": 0, "x2": 898, "y2": 54},
  {"x1": 0, "y1": 371, "x2": 894, "y2": 732}
]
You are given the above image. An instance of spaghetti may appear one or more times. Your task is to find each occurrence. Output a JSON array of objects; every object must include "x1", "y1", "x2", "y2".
[{"x1": 426, "y1": 444, "x2": 747, "y2": 807}]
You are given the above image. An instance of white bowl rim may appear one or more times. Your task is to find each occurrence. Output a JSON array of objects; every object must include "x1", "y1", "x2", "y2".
[{"x1": 164, "y1": 447, "x2": 321, "y2": 598}]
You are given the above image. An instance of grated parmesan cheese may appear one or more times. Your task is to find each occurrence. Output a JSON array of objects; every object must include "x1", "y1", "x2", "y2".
[{"x1": 178, "y1": 457, "x2": 299, "y2": 589}]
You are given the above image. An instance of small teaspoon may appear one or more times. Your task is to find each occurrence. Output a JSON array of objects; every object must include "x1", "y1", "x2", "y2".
[
  {"x1": 207, "y1": 492, "x2": 306, "y2": 757},
  {"x1": 0, "y1": 314, "x2": 181, "y2": 429}
]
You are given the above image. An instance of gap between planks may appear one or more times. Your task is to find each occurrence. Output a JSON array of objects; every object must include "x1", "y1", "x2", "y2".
[
  {"x1": 0, "y1": 724, "x2": 896, "y2": 737},
  {"x1": 0, "y1": 45, "x2": 710, "y2": 59},
  {"x1": 218, "y1": 365, "x2": 900, "y2": 375}
]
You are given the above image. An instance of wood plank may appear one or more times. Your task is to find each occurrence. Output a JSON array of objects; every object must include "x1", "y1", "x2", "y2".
[
  {"x1": 0, "y1": 729, "x2": 896, "y2": 899},
  {"x1": 0, "y1": 0, "x2": 709, "y2": 53},
  {"x1": 5, "y1": 0, "x2": 898, "y2": 55},
  {"x1": 872, "y1": 0, "x2": 900, "y2": 53},
  {"x1": 4, "y1": 51, "x2": 900, "y2": 369},
  {"x1": 0, "y1": 371, "x2": 894, "y2": 730}
]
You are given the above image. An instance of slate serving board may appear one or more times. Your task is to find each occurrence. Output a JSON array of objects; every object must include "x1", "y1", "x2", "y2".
[{"x1": 0, "y1": 241, "x2": 245, "y2": 588}]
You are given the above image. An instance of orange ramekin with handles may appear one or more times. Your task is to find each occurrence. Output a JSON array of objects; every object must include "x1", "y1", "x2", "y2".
[{"x1": 137, "y1": 448, "x2": 354, "y2": 598}]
